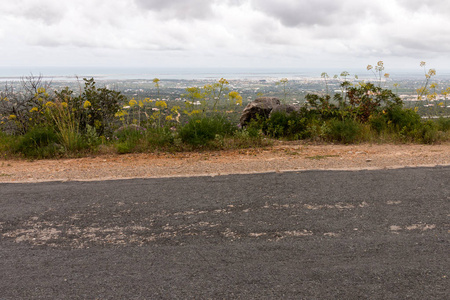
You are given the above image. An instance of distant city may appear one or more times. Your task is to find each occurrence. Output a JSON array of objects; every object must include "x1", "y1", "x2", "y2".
[{"x1": 2, "y1": 67, "x2": 450, "y2": 111}]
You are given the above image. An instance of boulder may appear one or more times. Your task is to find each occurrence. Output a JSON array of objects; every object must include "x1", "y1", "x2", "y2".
[
  {"x1": 269, "y1": 104, "x2": 301, "y2": 117},
  {"x1": 239, "y1": 97, "x2": 280, "y2": 126}
]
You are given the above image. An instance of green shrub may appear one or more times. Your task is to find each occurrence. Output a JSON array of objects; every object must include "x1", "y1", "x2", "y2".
[
  {"x1": 178, "y1": 115, "x2": 236, "y2": 146},
  {"x1": 305, "y1": 94, "x2": 339, "y2": 120},
  {"x1": 114, "y1": 125, "x2": 147, "y2": 154},
  {"x1": 14, "y1": 126, "x2": 61, "y2": 158},
  {"x1": 346, "y1": 83, "x2": 402, "y2": 122},
  {"x1": 324, "y1": 119, "x2": 361, "y2": 144},
  {"x1": 386, "y1": 107, "x2": 421, "y2": 130},
  {"x1": 263, "y1": 111, "x2": 310, "y2": 139},
  {"x1": 369, "y1": 114, "x2": 387, "y2": 134},
  {"x1": 411, "y1": 121, "x2": 440, "y2": 144},
  {"x1": 237, "y1": 125, "x2": 262, "y2": 140},
  {"x1": 0, "y1": 76, "x2": 53, "y2": 135},
  {"x1": 116, "y1": 142, "x2": 134, "y2": 154},
  {"x1": 84, "y1": 124, "x2": 101, "y2": 150},
  {"x1": 56, "y1": 78, "x2": 125, "y2": 137},
  {"x1": 146, "y1": 127, "x2": 175, "y2": 149},
  {"x1": 436, "y1": 117, "x2": 450, "y2": 132},
  {"x1": 0, "y1": 132, "x2": 14, "y2": 155}
]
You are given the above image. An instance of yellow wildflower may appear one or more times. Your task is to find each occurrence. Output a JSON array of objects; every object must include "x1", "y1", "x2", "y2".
[
  {"x1": 171, "y1": 106, "x2": 181, "y2": 113},
  {"x1": 156, "y1": 100, "x2": 167, "y2": 109},
  {"x1": 8, "y1": 114, "x2": 17, "y2": 120},
  {"x1": 115, "y1": 110, "x2": 128, "y2": 117},
  {"x1": 138, "y1": 100, "x2": 144, "y2": 108},
  {"x1": 37, "y1": 87, "x2": 46, "y2": 94},
  {"x1": 45, "y1": 101, "x2": 55, "y2": 107},
  {"x1": 61, "y1": 102, "x2": 68, "y2": 108},
  {"x1": 129, "y1": 99, "x2": 138, "y2": 107},
  {"x1": 228, "y1": 91, "x2": 243, "y2": 106},
  {"x1": 94, "y1": 120, "x2": 102, "y2": 129},
  {"x1": 83, "y1": 100, "x2": 92, "y2": 108},
  {"x1": 30, "y1": 107, "x2": 39, "y2": 112},
  {"x1": 219, "y1": 78, "x2": 229, "y2": 85},
  {"x1": 166, "y1": 115, "x2": 173, "y2": 121}
]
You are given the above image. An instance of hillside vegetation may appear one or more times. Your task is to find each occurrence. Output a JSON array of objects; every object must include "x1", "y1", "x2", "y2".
[{"x1": 1, "y1": 63, "x2": 449, "y2": 159}]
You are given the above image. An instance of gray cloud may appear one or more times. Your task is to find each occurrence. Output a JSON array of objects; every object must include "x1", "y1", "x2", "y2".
[
  {"x1": 251, "y1": 0, "x2": 340, "y2": 27},
  {"x1": 5, "y1": 0, "x2": 66, "y2": 26},
  {"x1": 249, "y1": 0, "x2": 383, "y2": 28},
  {"x1": 396, "y1": 0, "x2": 450, "y2": 11},
  {"x1": 134, "y1": 0, "x2": 216, "y2": 19}
]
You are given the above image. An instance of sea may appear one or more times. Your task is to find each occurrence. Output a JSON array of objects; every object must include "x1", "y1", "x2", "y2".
[{"x1": 1, "y1": 67, "x2": 447, "y2": 82}]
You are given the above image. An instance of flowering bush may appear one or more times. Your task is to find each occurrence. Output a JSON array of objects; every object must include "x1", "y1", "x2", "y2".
[{"x1": 0, "y1": 76, "x2": 52, "y2": 134}]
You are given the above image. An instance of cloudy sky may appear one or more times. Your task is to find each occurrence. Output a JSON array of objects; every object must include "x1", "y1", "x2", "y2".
[{"x1": 1, "y1": 0, "x2": 448, "y2": 72}]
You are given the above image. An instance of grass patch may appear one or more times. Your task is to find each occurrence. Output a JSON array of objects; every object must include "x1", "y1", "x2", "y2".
[{"x1": 306, "y1": 154, "x2": 340, "y2": 160}]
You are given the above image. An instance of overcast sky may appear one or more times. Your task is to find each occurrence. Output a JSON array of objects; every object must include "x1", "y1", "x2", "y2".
[{"x1": 1, "y1": 0, "x2": 448, "y2": 72}]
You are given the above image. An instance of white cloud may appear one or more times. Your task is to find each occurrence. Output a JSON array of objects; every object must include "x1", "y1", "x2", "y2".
[{"x1": 0, "y1": 0, "x2": 449, "y2": 70}]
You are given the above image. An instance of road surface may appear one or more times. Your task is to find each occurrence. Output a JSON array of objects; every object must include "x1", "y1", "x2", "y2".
[{"x1": 1, "y1": 166, "x2": 449, "y2": 299}]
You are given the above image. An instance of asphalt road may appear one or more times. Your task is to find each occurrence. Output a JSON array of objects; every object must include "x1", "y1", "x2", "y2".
[{"x1": 1, "y1": 166, "x2": 449, "y2": 299}]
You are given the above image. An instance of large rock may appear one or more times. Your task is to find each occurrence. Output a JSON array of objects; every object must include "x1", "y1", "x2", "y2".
[
  {"x1": 240, "y1": 97, "x2": 280, "y2": 126},
  {"x1": 269, "y1": 104, "x2": 301, "y2": 117}
]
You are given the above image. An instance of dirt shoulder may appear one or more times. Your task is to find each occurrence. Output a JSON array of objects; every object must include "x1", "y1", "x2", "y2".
[{"x1": 1, "y1": 142, "x2": 449, "y2": 183}]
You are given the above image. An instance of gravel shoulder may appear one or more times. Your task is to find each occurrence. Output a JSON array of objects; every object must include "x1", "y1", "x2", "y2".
[{"x1": 1, "y1": 142, "x2": 449, "y2": 183}]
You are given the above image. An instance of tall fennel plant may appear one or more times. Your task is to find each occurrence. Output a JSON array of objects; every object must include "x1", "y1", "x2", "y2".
[{"x1": 47, "y1": 101, "x2": 83, "y2": 152}]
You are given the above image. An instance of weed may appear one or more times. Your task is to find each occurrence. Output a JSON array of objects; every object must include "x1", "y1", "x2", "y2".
[
  {"x1": 367, "y1": 61, "x2": 389, "y2": 87},
  {"x1": 306, "y1": 155, "x2": 339, "y2": 160},
  {"x1": 346, "y1": 82, "x2": 402, "y2": 122},
  {"x1": 178, "y1": 115, "x2": 235, "y2": 146},
  {"x1": 145, "y1": 127, "x2": 175, "y2": 150},
  {"x1": 324, "y1": 119, "x2": 361, "y2": 144},
  {"x1": 14, "y1": 126, "x2": 61, "y2": 158},
  {"x1": 369, "y1": 114, "x2": 387, "y2": 134},
  {"x1": 263, "y1": 111, "x2": 310, "y2": 139},
  {"x1": 386, "y1": 106, "x2": 421, "y2": 131},
  {"x1": 276, "y1": 78, "x2": 289, "y2": 103},
  {"x1": 436, "y1": 117, "x2": 450, "y2": 132},
  {"x1": 114, "y1": 124, "x2": 147, "y2": 154},
  {"x1": 48, "y1": 100, "x2": 85, "y2": 152}
]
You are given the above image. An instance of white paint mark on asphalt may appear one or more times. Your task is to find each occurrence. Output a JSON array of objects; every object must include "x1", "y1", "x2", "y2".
[
  {"x1": 324, "y1": 232, "x2": 340, "y2": 237},
  {"x1": 387, "y1": 201, "x2": 402, "y2": 205},
  {"x1": 390, "y1": 223, "x2": 436, "y2": 232},
  {"x1": 248, "y1": 233, "x2": 267, "y2": 237}
]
